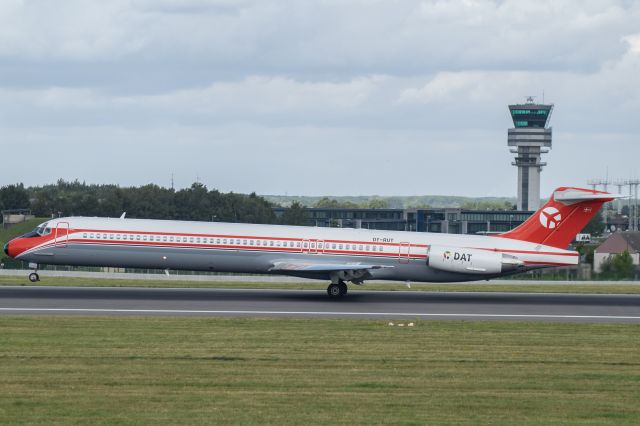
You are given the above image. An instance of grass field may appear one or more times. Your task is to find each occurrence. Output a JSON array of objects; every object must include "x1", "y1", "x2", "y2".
[
  {"x1": 1, "y1": 275, "x2": 640, "y2": 294},
  {"x1": 0, "y1": 316, "x2": 638, "y2": 424}
]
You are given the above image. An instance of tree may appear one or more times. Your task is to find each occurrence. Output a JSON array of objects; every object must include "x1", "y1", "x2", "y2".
[
  {"x1": 279, "y1": 201, "x2": 310, "y2": 226},
  {"x1": 582, "y1": 212, "x2": 604, "y2": 236},
  {"x1": 313, "y1": 197, "x2": 360, "y2": 209},
  {"x1": 600, "y1": 250, "x2": 635, "y2": 280},
  {"x1": 366, "y1": 198, "x2": 389, "y2": 209},
  {"x1": 0, "y1": 183, "x2": 30, "y2": 210}
]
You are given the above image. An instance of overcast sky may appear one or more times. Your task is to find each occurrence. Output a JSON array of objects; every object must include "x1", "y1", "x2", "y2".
[{"x1": 1, "y1": 0, "x2": 639, "y2": 197}]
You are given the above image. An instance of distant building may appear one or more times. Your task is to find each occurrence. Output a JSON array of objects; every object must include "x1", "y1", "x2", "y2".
[
  {"x1": 1, "y1": 209, "x2": 34, "y2": 229},
  {"x1": 594, "y1": 232, "x2": 640, "y2": 272},
  {"x1": 272, "y1": 207, "x2": 532, "y2": 235}
]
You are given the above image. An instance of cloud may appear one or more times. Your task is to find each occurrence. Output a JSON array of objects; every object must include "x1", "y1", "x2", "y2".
[{"x1": 0, "y1": 1, "x2": 639, "y2": 196}]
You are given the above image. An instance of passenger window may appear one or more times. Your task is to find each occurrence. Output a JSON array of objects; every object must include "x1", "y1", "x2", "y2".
[
  {"x1": 276, "y1": 241, "x2": 281, "y2": 247},
  {"x1": 170, "y1": 236, "x2": 174, "y2": 242},
  {"x1": 379, "y1": 246, "x2": 384, "y2": 251},
  {"x1": 366, "y1": 245, "x2": 370, "y2": 251},
  {"x1": 163, "y1": 236, "x2": 167, "y2": 242},
  {"x1": 303, "y1": 242, "x2": 308, "y2": 248},
  {"x1": 189, "y1": 237, "x2": 194, "y2": 243},
  {"x1": 249, "y1": 240, "x2": 254, "y2": 245},
  {"x1": 223, "y1": 239, "x2": 227, "y2": 244},
  {"x1": 83, "y1": 233, "x2": 87, "y2": 238},
  {"x1": 332, "y1": 244, "x2": 336, "y2": 249},
  {"x1": 296, "y1": 242, "x2": 301, "y2": 248},
  {"x1": 110, "y1": 234, "x2": 114, "y2": 240},
  {"x1": 270, "y1": 241, "x2": 274, "y2": 246},
  {"x1": 339, "y1": 244, "x2": 343, "y2": 250},
  {"x1": 196, "y1": 238, "x2": 200, "y2": 243},
  {"x1": 216, "y1": 239, "x2": 220, "y2": 244},
  {"x1": 359, "y1": 245, "x2": 363, "y2": 251},
  {"x1": 136, "y1": 235, "x2": 141, "y2": 240},
  {"x1": 96, "y1": 234, "x2": 101, "y2": 239}
]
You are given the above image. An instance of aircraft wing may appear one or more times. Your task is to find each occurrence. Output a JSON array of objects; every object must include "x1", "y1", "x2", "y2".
[{"x1": 270, "y1": 261, "x2": 393, "y2": 273}]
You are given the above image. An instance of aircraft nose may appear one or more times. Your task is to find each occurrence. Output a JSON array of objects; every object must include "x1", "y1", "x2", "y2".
[{"x1": 3, "y1": 241, "x2": 9, "y2": 256}]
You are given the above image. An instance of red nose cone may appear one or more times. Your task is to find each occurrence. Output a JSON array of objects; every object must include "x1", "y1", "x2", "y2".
[{"x1": 3, "y1": 241, "x2": 9, "y2": 257}]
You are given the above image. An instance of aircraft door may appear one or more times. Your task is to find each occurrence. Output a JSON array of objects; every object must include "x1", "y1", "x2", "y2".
[
  {"x1": 55, "y1": 222, "x2": 69, "y2": 248},
  {"x1": 302, "y1": 239, "x2": 323, "y2": 254},
  {"x1": 398, "y1": 242, "x2": 410, "y2": 264}
]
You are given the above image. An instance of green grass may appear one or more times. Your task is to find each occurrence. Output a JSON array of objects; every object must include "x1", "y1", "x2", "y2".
[
  {"x1": 0, "y1": 317, "x2": 638, "y2": 424},
  {"x1": 1, "y1": 275, "x2": 640, "y2": 294}
]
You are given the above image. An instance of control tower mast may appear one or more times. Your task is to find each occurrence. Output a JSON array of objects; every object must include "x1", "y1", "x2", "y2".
[{"x1": 508, "y1": 97, "x2": 553, "y2": 211}]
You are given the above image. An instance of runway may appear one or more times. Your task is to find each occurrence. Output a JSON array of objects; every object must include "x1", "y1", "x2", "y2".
[{"x1": 1, "y1": 286, "x2": 639, "y2": 322}]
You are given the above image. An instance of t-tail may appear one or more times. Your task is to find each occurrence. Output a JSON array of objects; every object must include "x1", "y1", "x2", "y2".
[{"x1": 497, "y1": 187, "x2": 622, "y2": 249}]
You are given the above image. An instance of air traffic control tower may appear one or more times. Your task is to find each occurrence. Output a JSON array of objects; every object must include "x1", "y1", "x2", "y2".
[{"x1": 508, "y1": 97, "x2": 553, "y2": 211}]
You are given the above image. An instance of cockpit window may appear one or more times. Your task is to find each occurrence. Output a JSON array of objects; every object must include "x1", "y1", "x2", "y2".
[{"x1": 34, "y1": 222, "x2": 51, "y2": 236}]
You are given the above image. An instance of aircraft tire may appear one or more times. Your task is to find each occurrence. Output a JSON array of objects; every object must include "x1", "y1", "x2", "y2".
[
  {"x1": 28, "y1": 273, "x2": 40, "y2": 283},
  {"x1": 327, "y1": 283, "x2": 344, "y2": 298}
]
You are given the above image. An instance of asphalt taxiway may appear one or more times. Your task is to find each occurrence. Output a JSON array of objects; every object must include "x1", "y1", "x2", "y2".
[{"x1": 1, "y1": 286, "x2": 639, "y2": 322}]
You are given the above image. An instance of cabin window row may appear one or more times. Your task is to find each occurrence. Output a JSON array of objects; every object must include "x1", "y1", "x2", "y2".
[{"x1": 80, "y1": 233, "x2": 386, "y2": 252}]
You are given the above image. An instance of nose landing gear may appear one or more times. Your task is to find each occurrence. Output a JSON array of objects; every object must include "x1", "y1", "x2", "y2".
[{"x1": 28, "y1": 263, "x2": 40, "y2": 283}]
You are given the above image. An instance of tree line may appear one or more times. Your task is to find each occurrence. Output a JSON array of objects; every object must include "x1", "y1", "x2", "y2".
[{"x1": 0, "y1": 180, "x2": 307, "y2": 225}]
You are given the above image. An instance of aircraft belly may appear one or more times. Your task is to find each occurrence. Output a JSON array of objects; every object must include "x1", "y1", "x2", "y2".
[{"x1": 22, "y1": 244, "x2": 501, "y2": 283}]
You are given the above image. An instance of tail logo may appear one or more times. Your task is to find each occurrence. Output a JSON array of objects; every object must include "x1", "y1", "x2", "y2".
[{"x1": 539, "y1": 207, "x2": 562, "y2": 229}]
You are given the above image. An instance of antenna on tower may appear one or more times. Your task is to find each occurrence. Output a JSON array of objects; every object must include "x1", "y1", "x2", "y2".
[{"x1": 171, "y1": 173, "x2": 175, "y2": 190}]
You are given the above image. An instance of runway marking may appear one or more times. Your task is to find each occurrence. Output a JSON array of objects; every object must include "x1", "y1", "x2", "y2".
[{"x1": 0, "y1": 308, "x2": 639, "y2": 320}]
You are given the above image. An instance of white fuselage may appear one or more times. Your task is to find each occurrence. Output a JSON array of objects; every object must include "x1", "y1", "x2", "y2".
[{"x1": 13, "y1": 217, "x2": 578, "y2": 283}]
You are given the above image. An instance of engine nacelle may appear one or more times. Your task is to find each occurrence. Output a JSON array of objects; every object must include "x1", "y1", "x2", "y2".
[{"x1": 426, "y1": 245, "x2": 523, "y2": 275}]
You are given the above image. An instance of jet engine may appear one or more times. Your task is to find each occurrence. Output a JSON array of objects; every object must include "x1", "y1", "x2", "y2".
[{"x1": 426, "y1": 245, "x2": 524, "y2": 275}]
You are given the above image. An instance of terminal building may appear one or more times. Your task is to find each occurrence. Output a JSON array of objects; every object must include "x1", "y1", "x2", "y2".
[{"x1": 272, "y1": 207, "x2": 532, "y2": 235}]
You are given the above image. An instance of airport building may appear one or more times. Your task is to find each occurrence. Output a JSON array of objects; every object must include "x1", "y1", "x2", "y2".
[
  {"x1": 272, "y1": 207, "x2": 532, "y2": 235},
  {"x1": 508, "y1": 98, "x2": 553, "y2": 211}
]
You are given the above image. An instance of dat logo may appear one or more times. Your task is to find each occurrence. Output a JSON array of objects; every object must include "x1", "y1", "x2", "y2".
[
  {"x1": 444, "y1": 251, "x2": 472, "y2": 262},
  {"x1": 539, "y1": 207, "x2": 562, "y2": 229}
]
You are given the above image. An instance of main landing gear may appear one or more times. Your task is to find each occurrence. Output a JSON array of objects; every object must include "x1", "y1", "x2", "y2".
[{"x1": 327, "y1": 281, "x2": 348, "y2": 298}]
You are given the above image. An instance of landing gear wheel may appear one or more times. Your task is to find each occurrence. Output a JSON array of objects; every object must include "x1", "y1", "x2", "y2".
[
  {"x1": 338, "y1": 282, "x2": 348, "y2": 295},
  {"x1": 327, "y1": 283, "x2": 344, "y2": 298},
  {"x1": 28, "y1": 272, "x2": 40, "y2": 283}
]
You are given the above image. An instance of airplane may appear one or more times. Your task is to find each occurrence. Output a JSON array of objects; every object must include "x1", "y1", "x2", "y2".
[{"x1": 3, "y1": 187, "x2": 620, "y2": 298}]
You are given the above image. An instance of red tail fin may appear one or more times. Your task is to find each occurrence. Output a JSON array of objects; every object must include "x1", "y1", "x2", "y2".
[{"x1": 498, "y1": 187, "x2": 619, "y2": 249}]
